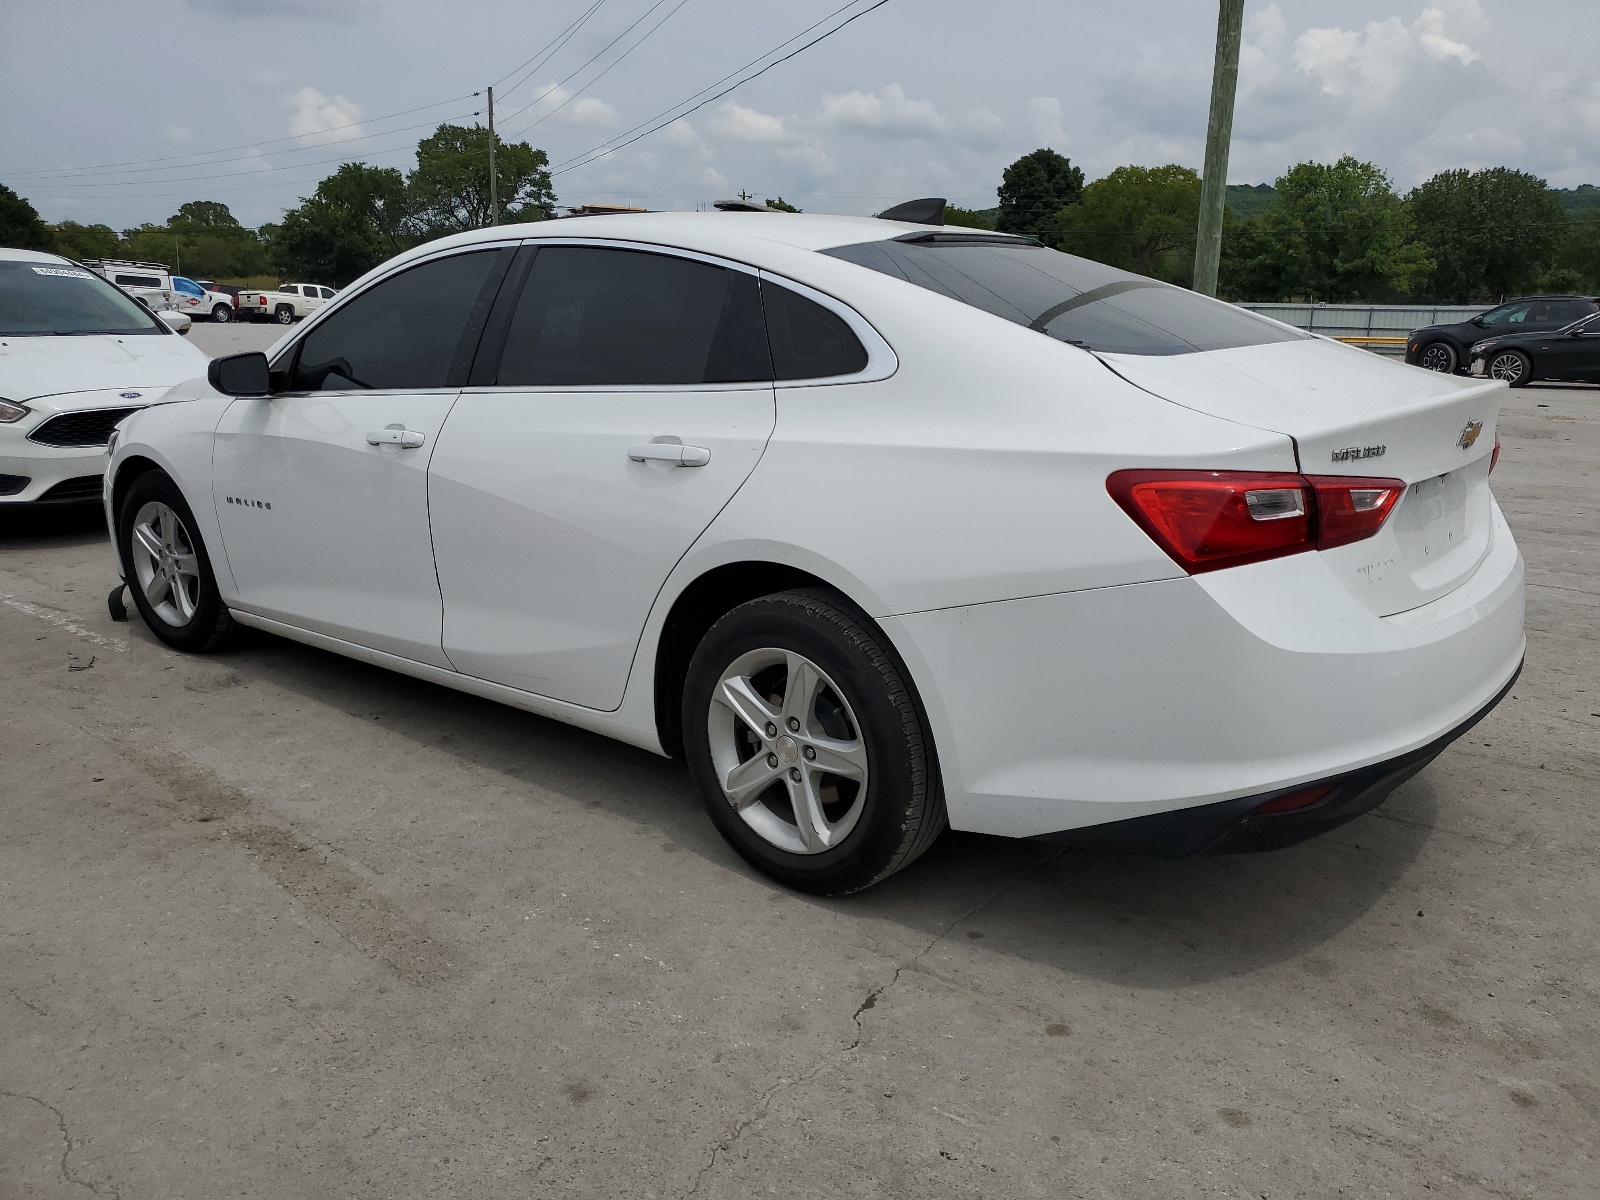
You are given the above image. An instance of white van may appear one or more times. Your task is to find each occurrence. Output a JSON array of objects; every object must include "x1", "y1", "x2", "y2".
[{"x1": 83, "y1": 259, "x2": 177, "y2": 312}]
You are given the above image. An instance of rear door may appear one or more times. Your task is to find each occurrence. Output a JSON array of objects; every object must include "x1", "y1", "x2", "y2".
[
  {"x1": 427, "y1": 242, "x2": 776, "y2": 709},
  {"x1": 213, "y1": 247, "x2": 511, "y2": 665}
]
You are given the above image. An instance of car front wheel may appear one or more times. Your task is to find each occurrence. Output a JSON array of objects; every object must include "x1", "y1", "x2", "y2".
[
  {"x1": 212, "y1": 304, "x2": 233, "y2": 323},
  {"x1": 117, "y1": 471, "x2": 238, "y2": 653},
  {"x1": 683, "y1": 589, "x2": 945, "y2": 894},
  {"x1": 1418, "y1": 342, "x2": 1457, "y2": 373},
  {"x1": 1488, "y1": 349, "x2": 1532, "y2": 387}
]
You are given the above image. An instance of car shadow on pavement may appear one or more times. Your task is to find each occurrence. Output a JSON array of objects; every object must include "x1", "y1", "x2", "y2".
[{"x1": 166, "y1": 625, "x2": 1433, "y2": 991}]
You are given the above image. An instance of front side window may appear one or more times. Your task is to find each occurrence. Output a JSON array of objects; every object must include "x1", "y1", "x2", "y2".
[
  {"x1": 1480, "y1": 303, "x2": 1531, "y2": 326},
  {"x1": 289, "y1": 250, "x2": 508, "y2": 391},
  {"x1": 823, "y1": 234, "x2": 1311, "y2": 357},
  {"x1": 493, "y1": 246, "x2": 771, "y2": 387},
  {"x1": 174, "y1": 278, "x2": 204, "y2": 297},
  {"x1": 0, "y1": 260, "x2": 163, "y2": 336}
]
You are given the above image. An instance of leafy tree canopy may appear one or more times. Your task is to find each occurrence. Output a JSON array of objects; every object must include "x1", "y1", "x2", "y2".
[
  {"x1": 272, "y1": 163, "x2": 413, "y2": 286},
  {"x1": 1223, "y1": 156, "x2": 1432, "y2": 302},
  {"x1": 995, "y1": 149, "x2": 1083, "y2": 240},
  {"x1": 51, "y1": 221, "x2": 121, "y2": 262},
  {"x1": 1408, "y1": 168, "x2": 1567, "y2": 302},
  {"x1": 0, "y1": 184, "x2": 54, "y2": 251},
  {"x1": 409, "y1": 124, "x2": 555, "y2": 236},
  {"x1": 764, "y1": 197, "x2": 801, "y2": 212},
  {"x1": 1054, "y1": 164, "x2": 1201, "y2": 285},
  {"x1": 944, "y1": 205, "x2": 995, "y2": 230}
]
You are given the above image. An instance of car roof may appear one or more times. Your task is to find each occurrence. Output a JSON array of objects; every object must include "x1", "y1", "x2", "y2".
[{"x1": 0, "y1": 247, "x2": 74, "y2": 265}]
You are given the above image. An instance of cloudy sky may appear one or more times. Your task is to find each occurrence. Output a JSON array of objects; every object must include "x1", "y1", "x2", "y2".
[{"x1": 3, "y1": 0, "x2": 1597, "y2": 231}]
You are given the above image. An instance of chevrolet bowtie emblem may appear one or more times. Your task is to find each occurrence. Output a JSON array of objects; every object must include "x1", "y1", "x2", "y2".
[{"x1": 1458, "y1": 420, "x2": 1483, "y2": 450}]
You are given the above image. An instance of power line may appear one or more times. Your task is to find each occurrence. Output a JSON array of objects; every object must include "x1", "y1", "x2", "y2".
[
  {"x1": 515, "y1": 0, "x2": 694, "y2": 137},
  {"x1": 493, "y1": 0, "x2": 610, "y2": 102},
  {"x1": 552, "y1": 0, "x2": 892, "y2": 177}
]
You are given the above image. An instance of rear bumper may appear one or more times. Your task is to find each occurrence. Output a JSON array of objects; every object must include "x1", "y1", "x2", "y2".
[
  {"x1": 1038, "y1": 662, "x2": 1519, "y2": 856},
  {"x1": 887, "y1": 499, "x2": 1525, "y2": 840}
]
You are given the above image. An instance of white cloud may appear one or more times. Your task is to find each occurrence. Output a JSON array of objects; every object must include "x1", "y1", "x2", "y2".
[
  {"x1": 523, "y1": 83, "x2": 618, "y2": 127},
  {"x1": 232, "y1": 148, "x2": 271, "y2": 175},
  {"x1": 1416, "y1": 0, "x2": 1487, "y2": 65},
  {"x1": 818, "y1": 83, "x2": 944, "y2": 138},
  {"x1": 1292, "y1": 2, "x2": 1487, "y2": 107},
  {"x1": 163, "y1": 122, "x2": 195, "y2": 144},
  {"x1": 1028, "y1": 96, "x2": 1067, "y2": 146},
  {"x1": 662, "y1": 119, "x2": 700, "y2": 148},
  {"x1": 288, "y1": 87, "x2": 364, "y2": 145},
  {"x1": 710, "y1": 102, "x2": 787, "y2": 144}
]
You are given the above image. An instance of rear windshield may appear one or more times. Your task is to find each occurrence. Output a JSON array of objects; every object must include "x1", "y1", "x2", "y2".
[
  {"x1": 821, "y1": 234, "x2": 1309, "y2": 356},
  {"x1": 0, "y1": 260, "x2": 164, "y2": 336}
]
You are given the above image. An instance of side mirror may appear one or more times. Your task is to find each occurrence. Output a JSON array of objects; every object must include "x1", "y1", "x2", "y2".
[
  {"x1": 208, "y1": 351, "x2": 272, "y2": 397},
  {"x1": 1469, "y1": 317, "x2": 1486, "y2": 327}
]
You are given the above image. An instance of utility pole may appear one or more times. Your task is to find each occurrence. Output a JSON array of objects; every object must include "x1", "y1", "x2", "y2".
[
  {"x1": 1193, "y1": 0, "x2": 1245, "y2": 297},
  {"x1": 487, "y1": 85, "x2": 499, "y2": 227}
]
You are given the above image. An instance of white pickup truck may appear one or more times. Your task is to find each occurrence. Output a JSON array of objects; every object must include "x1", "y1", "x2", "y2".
[{"x1": 236, "y1": 282, "x2": 338, "y2": 324}]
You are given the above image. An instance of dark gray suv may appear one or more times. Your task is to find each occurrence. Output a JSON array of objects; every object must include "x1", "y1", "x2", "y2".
[{"x1": 1405, "y1": 296, "x2": 1600, "y2": 374}]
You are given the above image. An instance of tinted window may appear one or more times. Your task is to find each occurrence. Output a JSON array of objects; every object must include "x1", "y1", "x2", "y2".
[
  {"x1": 174, "y1": 278, "x2": 203, "y2": 296},
  {"x1": 823, "y1": 235, "x2": 1309, "y2": 357},
  {"x1": 761, "y1": 281, "x2": 869, "y2": 379},
  {"x1": 1480, "y1": 303, "x2": 1531, "y2": 326},
  {"x1": 115, "y1": 274, "x2": 163, "y2": 289},
  {"x1": 1555, "y1": 300, "x2": 1593, "y2": 324},
  {"x1": 0, "y1": 260, "x2": 163, "y2": 336},
  {"x1": 290, "y1": 250, "x2": 507, "y2": 391},
  {"x1": 494, "y1": 246, "x2": 771, "y2": 386},
  {"x1": 321, "y1": 287, "x2": 337, "y2": 299}
]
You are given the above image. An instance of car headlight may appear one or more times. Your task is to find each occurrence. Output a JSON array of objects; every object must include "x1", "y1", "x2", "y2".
[
  {"x1": 0, "y1": 397, "x2": 30, "y2": 423},
  {"x1": 1471, "y1": 341, "x2": 1495, "y2": 355}
]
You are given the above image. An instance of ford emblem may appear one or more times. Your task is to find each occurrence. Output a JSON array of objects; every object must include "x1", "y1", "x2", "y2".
[{"x1": 119, "y1": 391, "x2": 142, "y2": 399}]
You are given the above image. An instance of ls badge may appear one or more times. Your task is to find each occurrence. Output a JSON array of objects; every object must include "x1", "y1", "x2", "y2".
[{"x1": 1458, "y1": 420, "x2": 1484, "y2": 450}]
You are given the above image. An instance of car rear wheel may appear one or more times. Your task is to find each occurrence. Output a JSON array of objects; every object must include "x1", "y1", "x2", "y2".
[
  {"x1": 274, "y1": 304, "x2": 295, "y2": 325},
  {"x1": 211, "y1": 304, "x2": 232, "y2": 323},
  {"x1": 1418, "y1": 342, "x2": 1456, "y2": 373},
  {"x1": 683, "y1": 589, "x2": 945, "y2": 895},
  {"x1": 1488, "y1": 349, "x2": 1531, "y2": 387},
  {"x1": 117, "y1": 472, "x2": 238, "y2": 653}
]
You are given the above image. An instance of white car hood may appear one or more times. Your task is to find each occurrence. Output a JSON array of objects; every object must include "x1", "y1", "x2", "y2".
[{"x1": 0, "y1": 333, "x2": 208, "y2": 402}]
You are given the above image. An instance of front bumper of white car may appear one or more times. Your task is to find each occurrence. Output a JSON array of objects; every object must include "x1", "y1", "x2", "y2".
[
  {"x1": 0, "y1": 389, "x2": 150, "y2": 505},
  {"x1": 888, "y1": 497, "x2": 1526, "y2": 845}
]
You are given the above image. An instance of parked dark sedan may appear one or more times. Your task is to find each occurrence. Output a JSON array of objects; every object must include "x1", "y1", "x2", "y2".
[
  {"x1": 1406, "y1": 295, "x2": 1599, "y2": 373},
  {"x1": 1468, "y1": 311, "x2": 1600, "y2": 386}
]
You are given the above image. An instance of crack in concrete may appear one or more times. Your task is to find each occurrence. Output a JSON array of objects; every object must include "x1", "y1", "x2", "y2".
[
  {"x1": 1, "y1": 1092, "x2": 121, "y2": 1199},
  {"x1": 5, "y1": 986, "x2": 49, "y2": 1017},
  {"x1": 681, "y1": 850, "x2": 1066, "y2": 1197}
]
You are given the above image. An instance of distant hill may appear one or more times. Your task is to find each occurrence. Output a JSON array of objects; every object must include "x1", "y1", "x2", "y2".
[
  {"x1": 1226, "y1": 183, "x2": 1278, "y2": 217},
  {"x1": 1554, "y1": 185, "x2": 1600, "y2": 216}
]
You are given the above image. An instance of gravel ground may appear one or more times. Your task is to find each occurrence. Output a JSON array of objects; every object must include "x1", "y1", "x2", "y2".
[{"x1": 0, "y1": 383, "x2": 1596, "y2": 1199}]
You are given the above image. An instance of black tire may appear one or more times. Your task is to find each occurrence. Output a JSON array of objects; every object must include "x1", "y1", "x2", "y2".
[
  {"x1": 116, "y1": 471, "x2": 239, "y2": 653},
  {"x1": 274, "y1": 304, "x2": 295, "y2": 325},
  {"x1": 1418, "y1": 341, "x2": 1457, "y2": 373},
  {"x1": 683, "y1": 589, "x2": 945, "y2": 895},
  {"x1": 1488, "y1": 349, "x2": 1532, "y2": 388},
  {"x1": 212, "y1": 304, "x2": 233, "y2": 323}
]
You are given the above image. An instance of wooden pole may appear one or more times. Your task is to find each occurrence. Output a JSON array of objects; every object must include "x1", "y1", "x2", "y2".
[
  {"x1": 1193, "y1": 0, "x2": 1245, "y2": 297},
  {"x1": 487, "y1": 86, "x2": 499, "y2": 227}
]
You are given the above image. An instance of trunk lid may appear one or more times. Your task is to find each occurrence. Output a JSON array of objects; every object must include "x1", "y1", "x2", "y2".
[{"x1": 1098, "y1": 338, "x2": 1504, "y2": 616}]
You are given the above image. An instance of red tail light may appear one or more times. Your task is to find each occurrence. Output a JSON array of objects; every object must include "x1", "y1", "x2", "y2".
[
  {"x1": 1108, "y1": 469, "x2": 1406, "y2": 574},
  {"x1": 1306, "y1": 476, "x2": 1403, "y2": 550},
  {"x1": 1253, "y1": 783, "x2": 1335, "y2": 815},
  {"x1": 1490, "y1": 438, "x2": 1501, "y2": 473}
]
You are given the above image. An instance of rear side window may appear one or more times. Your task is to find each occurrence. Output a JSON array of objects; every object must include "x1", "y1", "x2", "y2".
[
  {"x1": 281, "y1": 285, "x2": 299, "y2": 296},
  {"x1": 823, "y1": 235, "x2": 1309, "y2": 357},
  {"x1": 115, "y1": 274, "x2": 162, "y2": 289},
  {"x1": 494, "y1": 246, "x2": 772, "y2": 387},
  {"x1": 289, "y1": 250, "x2": 508, "y2": 391},
  {"x1": 761, "y1": 281, "x2": 869, "y2": 380}
]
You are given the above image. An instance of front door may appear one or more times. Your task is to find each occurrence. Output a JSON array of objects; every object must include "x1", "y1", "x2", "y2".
[
  {"x1": 212, "y1": 247, "x2": 512, "y2": 666},
  {"x1": 428, "y1": 244, "x2": 777, "y2": 709},
  {"x1": 1531, "y1": 313, "x2": 1600, "y2": 381}
]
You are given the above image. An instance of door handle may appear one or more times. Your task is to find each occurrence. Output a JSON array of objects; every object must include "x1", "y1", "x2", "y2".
[
  {"x1": 367, "y1": 428, "x2": 426, "y2": 449},
  {"x1": 628, "y1": 441, "x2": 711, "y2": 467}
]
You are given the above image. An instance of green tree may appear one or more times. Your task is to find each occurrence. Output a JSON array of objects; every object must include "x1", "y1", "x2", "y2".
[
  {"x1": 1554, "y1": 211, "x2": 1600, "y2": 292},
  {"x1": 0, "y1": 184, "x2": 54, "y2": 251},
  {"x1": 273, "y1": 163, "x2": 414, "y2": 285},
  {"x1": 995, "y1": 149, "x2": 1083, "y2": 240},
  {"x1": 408, "y1": 123, "x2": 555, "y2": 236},
  {"x1": 1221, "y1": 156, "x2": 1431, "y2": 301},
  {"x1": 1053, "y1": 164, "x2": 1201, "y2": 284},
  {"x1": 1408, "y1": 168, "x2": 1567, "y2": 302},
  {"x1": 944, "y1": 205, "x2": 995, "y2": 230},
  {"x1": 122, "y1": 223, "x2": 181, "y2": 270},
  {"x1": 764, "y1": 197, "x2": 801, "y2": 212},
  {"x1": 51, "y1": 221, "x2": 122, "y2": 261}
]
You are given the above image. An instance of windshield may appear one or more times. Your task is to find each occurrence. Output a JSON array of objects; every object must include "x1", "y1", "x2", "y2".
[
  {"x1": 821, "y1": 234, "x2": 1310, "y2": 356},
  {"x1": 0, "y1": 260, "x2": 164, "y2": 336}
]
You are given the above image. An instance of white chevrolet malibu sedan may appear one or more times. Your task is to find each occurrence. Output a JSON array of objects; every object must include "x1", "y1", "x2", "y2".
[
  {"x1": 103, "y1": 209, "x2": 1524, "y2": 893},
  {"x1": 1, "y1": 248, "x2": 208, "y2": 506}
]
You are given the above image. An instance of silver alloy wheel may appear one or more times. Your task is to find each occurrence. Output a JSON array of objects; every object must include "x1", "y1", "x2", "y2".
[
  {"x1": 707, "y1": 648, "x2": 870, "y2": 855},
  {"x1": 1488, "y1": 351, "x2": 1527, "y2": 384},
  {"x1": 1419, "y1": 342, "x2": 1455, "y2": 372},
  {"x1": 129, "y1": 501, "x2": 201, "y2": 628},
  {"x1": 212, "y1": 304, "x2": 232, "y2": 323},
  {"x1": 275, "y1": 305, "x2": 294, "y2": 324}
]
